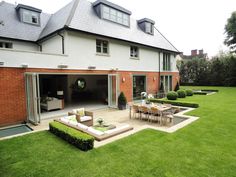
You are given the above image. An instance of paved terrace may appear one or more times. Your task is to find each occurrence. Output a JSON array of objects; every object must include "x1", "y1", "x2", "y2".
[{"x1": 28, "y1": 108, "x2": 198, "y2": 148}]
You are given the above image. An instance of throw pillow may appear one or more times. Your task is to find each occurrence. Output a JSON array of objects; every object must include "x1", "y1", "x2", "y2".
[{"x1": 76, "y1": 108, "x2": 85, "y2": 117}]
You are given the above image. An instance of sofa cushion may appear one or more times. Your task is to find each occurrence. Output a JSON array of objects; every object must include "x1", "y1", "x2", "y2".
[
  {"x1": 69, "y1": 120, "x2": 78, "y2": 126},
  {"x1": 87, "y1": 127, "x2": 104, "y2": 136},
  {"x1": 80, "y1": 116, "x2": 92, "y2": 122},
  {"x1": 77, "y1": 123, "x2": 88, "y2": 130},
  {"x1": 60, "y1": 117, "x2": 69, "y2": 123},
  {"x1": 72, "y1": 108, "x2": 85, "y2": 116}
]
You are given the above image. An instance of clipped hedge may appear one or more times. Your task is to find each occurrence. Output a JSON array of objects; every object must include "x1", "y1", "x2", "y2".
[
  {"x1": 186, "y1": 89, "x2": 193, "y2": 96},
  {"x1": 201, "y1": 89, "x2": 219, "y2": 92},
  {"x1": 193, "y1": 92, "x2": 208, "y2": 95},
  {"x1": 177, "y1": 89, "x2": 186, "y2": 98},
  {"x1": 49, "y1": 121, "x2": 94, "y2": 151},
  {"x1": 149, "y1": 98, "x2": 199, "y2": 108},
  {"x1": 167, "y1": 91, "x2": 178, "y2": 100}
]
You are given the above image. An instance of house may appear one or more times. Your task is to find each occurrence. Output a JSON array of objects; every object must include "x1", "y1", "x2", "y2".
[
  {"x1": 180, "y1": 49, "x2": 208, "y2": 60},
  {"x1": 0, "y1": 0, "x2": 179, "y2": 126}
]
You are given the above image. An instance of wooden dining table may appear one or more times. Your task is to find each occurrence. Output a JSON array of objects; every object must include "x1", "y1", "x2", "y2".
[{"x1": 129, "y1": 103, "x2": 172, "y2": 119}]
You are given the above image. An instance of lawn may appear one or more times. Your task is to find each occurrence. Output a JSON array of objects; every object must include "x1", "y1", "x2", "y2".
[{"x1": 1, "y1": 86, "x2": 236, "y2": 177}]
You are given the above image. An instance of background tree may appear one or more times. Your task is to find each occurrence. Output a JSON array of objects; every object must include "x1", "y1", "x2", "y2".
[{"x1": 224, "y1": 11, "x2": 236, "y2": 53}]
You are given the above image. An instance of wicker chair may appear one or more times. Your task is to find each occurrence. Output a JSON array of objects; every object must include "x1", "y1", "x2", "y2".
[
  {"x1": 68, "y1": 109, "x2": 93, "y2": 126},
  {"x1": 139, "y1": 106, "x2": 150, "y2": 120},
  {"x1": 132, "y1": 104, "x2": 141, "y2": 119}
]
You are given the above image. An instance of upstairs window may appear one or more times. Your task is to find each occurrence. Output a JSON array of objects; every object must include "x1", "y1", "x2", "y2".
[
  {"x1": 145, "y1": 22, "x2": 153, "y2": 34},
  {"x1": 0, "y1": 42, "x2": 13, "y2": 49},
  {"x1": 163, "y1": 53, "x2": 171, "y2": 71},
  {"x1": 102, "y1": 5, "x2": 130, "y2": 26},
  {"x1": 130, "y1": 46, "x2": 139, "y2": 58},
  {"x1": 96, "y1": 39, "x2": 109, "y2": 54},
  {"x1": 22, "y1": 9, "x2": 40, "y2": 25}
]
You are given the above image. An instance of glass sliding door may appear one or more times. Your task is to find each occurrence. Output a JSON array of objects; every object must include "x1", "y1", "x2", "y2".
[
  {"x1": 25, "y1": 73, "x2": 41, "y2": 125},
  {"x1": 108, "y1": 74, "x2": 118, "y2": 108},
  {"x1": 133, "y1": 75, "x2": 146, "y2": 100},
  {"x1": 160, "y1": 75, "x2": 172, "y2": 93}
]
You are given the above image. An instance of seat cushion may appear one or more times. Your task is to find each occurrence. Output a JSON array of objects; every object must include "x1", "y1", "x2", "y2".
[
  {"x1": 87, "y1": 127, "x2": 104, "y2": 136},
  {"x1": 77, "y1": 123, "x2": 88, "y2": 130},
  {"x1": 80, "y1": 116, "x2": 92, "y2": 122}
]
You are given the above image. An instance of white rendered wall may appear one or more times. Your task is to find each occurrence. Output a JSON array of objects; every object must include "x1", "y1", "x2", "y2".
[
  {"x1": 0, "y1": 31, "x2": 178, "y2": 72},
  {"x1": 0, "y1": 38, "x2": 39, "y2": 51},
  {"x1": 40, "y1": 34, "x2": 63, "y2": 54}
]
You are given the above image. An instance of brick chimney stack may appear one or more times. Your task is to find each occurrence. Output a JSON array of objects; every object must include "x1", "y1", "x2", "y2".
[
  {"x1": 191, "y1": 49, "x2": 197, "y2": 56},
  {"x1": 199, "y1": 49, "x2": 204, "y2": 55}
]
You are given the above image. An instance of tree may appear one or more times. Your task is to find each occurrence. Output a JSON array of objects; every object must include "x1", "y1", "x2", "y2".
[{"x1": 224, "y1": 11, "x2": 236, "y2": 53}]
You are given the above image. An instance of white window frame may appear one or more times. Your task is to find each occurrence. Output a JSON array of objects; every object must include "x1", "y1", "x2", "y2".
[
  {"x1": 22, "y1": 9, "x2": 40, "y2": 25},
  {"x1": 163, "y1": 53, "x2": 171, "y2": 71},
  {"x1": 96, "y1": 39, "x2": 109, "y2": 55},
  {"x1": 101, "y1": 5, "x2": 130, "y2": 27},
  {"x1": 0, "y1": 41, "x2": 13, "y2": 49},
  {"x1": 130, "y1": 46, "x2": 139, "y2": 59}
]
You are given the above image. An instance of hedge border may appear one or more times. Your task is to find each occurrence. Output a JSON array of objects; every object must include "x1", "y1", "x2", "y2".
[
  {"x1": 193, "y1": 92, "x2": 208, "y2": 95},
  {"x1": 149, "y1": 98, "x2": 199, "y2": 108},
  {"x1": 201, "y1": 89, "x2": 219, "y2": 92},
  {"x1": 49, "y1": 121, "x2": 94, "y2": 151}
]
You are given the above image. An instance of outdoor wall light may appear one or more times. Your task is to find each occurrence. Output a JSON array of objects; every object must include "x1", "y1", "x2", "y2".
[
  {"x1": 153, "y1": 77, "x2": 156, "y2": 81},
  {"x1": 88, "y1": 66, "x2": 96, "y2": 70},
  {"x1": 0, "y1": 61, "x2": 4, "y2": 66},
  {"x1": 21, "y1": 63, "x2": 28, "y2": 68},
  {"x1": 122, "y1": 77, "x2": 126, "y2": 83},
  {"x1": 58, "y1": 64, "x2": 68, "y2": 69}
]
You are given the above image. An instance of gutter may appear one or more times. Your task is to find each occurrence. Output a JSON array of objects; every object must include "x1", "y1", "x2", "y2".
[
  {"x1": 158, "y1": 51, "x2": 161, "y2": 89},
  {"x1": 57, "y1": 32, "x2": 65, "y2": 54}
]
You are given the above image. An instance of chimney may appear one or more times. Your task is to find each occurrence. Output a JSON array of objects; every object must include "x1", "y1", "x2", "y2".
[
  {"x1": 191, "y1": 49, "x2": 197, "y2": 56},
  {"x1": 199, "y1": 49, "x2": 204, "y2": 55}
]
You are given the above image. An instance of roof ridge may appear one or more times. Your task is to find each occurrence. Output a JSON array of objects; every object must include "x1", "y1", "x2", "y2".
[
  {"x1": 65, "y1": 0, "x2": 80, "y2": 27},
  {"x1": 154, "y1": 26, "x2": 179, "y2": 53}
]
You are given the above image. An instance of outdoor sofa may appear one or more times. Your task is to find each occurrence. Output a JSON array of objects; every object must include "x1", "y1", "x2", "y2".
[{"x1": 54, "y1": 115, "x2": 133, "y2": 141}]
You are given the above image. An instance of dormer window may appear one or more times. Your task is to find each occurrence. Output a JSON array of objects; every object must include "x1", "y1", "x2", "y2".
[
  {"x1": 138, "y1": 18, "x2": 155, "y2": 35},
  {"x1": 16, "y1": 4, "x2": 42, "y2": 26},
  {"x1": 93, "y1": 0, "x2": 131, "y2": 27},
  {"x1": 22, "y1": 9, "x2": 40, "y2": 25}
]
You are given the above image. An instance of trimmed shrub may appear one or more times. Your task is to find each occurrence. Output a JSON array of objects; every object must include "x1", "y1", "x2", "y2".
[
  {"x1": 177, "y1": 89, "x2": 186, "y2": 98},
  {"x1": 49, "y1": 121, "x2": 94, "y2": 151},
  {"x1": 149, "y1": 98, "x2": 199, "y2": 108},
  {"x1": 118, "y1": 92, "x2": 127, "y2": 110},
  {"x1": 186, "y1": 89, "x2": 193, "y2": 96},
  {"x1": 167, "y1": 91, "x2": 178, "y2": 100}
]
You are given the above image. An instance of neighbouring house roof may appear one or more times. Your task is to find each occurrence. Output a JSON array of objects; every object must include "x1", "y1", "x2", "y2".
[{"x1": 0, "y1": 0, "x2": 179, "y2": 53}]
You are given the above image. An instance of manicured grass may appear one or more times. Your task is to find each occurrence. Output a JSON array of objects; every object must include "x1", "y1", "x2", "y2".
[{"x1": 1, "y1": 87, "x2": 236, "y2": 177}]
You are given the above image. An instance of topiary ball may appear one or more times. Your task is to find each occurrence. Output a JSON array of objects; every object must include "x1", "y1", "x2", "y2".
[
  {"x1": 177, "y1": 89, "x2": 186, "y2": 98},
  {"x1": 186, "y1": 89, "x2": 193, "y2": 96},
  {"x1": 167, "y1": 91, "x2": 178, "y2": 100}
]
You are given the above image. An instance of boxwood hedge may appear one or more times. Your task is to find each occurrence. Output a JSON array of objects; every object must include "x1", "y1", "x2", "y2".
[
  {"x1": 149, "y1": 98, "x2": 199, "y2": 108},
  {"x1": 49, "y1": 121, "x2": 94, "y2": 151}
]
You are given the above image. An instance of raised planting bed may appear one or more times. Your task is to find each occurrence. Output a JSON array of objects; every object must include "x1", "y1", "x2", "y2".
[{"x1": 149, "y1": 98, "x2": 199, "y2": 108}]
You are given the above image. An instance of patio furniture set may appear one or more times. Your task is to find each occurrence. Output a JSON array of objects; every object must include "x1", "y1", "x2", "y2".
[
  {"x1": 129, "y1": 103, "x2": 178, "y2": 126},
  {"x1": 54, "y1": 108, "x2": 133, "y2": 141}
]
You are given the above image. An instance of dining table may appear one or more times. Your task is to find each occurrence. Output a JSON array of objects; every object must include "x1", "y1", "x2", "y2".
[{"x1": 129, "y1": 103, "x2": 172, "y2": 119}]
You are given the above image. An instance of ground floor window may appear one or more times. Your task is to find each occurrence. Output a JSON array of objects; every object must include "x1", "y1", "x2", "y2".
[
  {"x1": 133, "y1": 75, "x2": 146, "y2": 100},
  {"x1": 160, "y1": 75, "x2": 172, "y2": 93}
]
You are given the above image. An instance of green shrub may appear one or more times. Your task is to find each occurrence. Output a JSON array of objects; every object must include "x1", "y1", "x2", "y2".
[
  {"x1": 49, "y1": 121, "x2": 94, "y2": 151},
  {"x1": 167, "y1": 91, "x2": 178, "y2": 100},
  {"x1": 149, "y1": 98, "x2": 199, "y2": 108},
  {"x1": 186, "y1": 89, "x2": 193, "y2": 96},
  {"x1": 177, "y1": 89, "x2": 186, "y2": 98},
  {"x1": 118, "y1": 92, "x2": 127, "y2": 105}
]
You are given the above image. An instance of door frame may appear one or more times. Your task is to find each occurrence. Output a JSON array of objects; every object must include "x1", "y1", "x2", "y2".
[{"x1": 108, "y1": 74, "x2": 119, "y2": 108}]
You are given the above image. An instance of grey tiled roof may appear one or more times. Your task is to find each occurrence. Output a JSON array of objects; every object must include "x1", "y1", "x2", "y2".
[
  {"x1": 0, "y1": 0, "x2": 179, "y2": 52},
  {"x1": 0, "y1": 1, "x2": 50, "y2": 41}
]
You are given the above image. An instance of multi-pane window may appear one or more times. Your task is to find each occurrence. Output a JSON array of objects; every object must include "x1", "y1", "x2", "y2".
[
  {"x1": 22, "y1": 9, "x2": 40, "y2": 25},
  {"x1": 96, "y1": 39, "x2": 109, "y2": 54},
  {"x1": 0, "y1": 42, "x2": 13, "y2": 49},
  {"x1": 102, "y1": 5, "x2": 129, "y2": 26},
  {"x1": 145, "y1": 22, "x2": 153, "y2": 34},
  {"x1": 130, "y1": 46, "x2": 139, "y2": 58},
  {"x1": 163, "y1": 53, "x2": 171, "y2": 71}
]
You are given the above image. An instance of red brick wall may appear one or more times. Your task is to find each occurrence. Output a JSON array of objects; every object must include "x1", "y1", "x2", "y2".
[{"x1": 0, "y1": 68, "x2": 179, "y2": 126}]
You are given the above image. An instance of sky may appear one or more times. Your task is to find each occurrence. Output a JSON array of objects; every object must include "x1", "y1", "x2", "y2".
[{"x1": 4, "y1": 0, "x2": 236, "y2": 57}]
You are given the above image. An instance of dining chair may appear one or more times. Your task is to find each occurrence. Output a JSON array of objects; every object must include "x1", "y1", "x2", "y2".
[
  {"x1": 139, "y1": 106, "x2": 150, "y2": 120},
  {"x1": 132, "y1": 104, "x2": 141, "y2": 119},
  {"x1": 150, "y1": 107, "x2": 161, "y2": 123}
]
